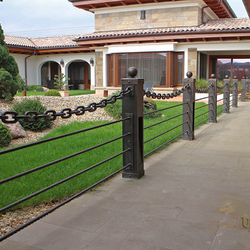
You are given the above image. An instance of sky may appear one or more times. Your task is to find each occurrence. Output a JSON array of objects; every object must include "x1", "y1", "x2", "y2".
[{"x1": 0, "y1": 0, "x2": 248, "y2": 38}]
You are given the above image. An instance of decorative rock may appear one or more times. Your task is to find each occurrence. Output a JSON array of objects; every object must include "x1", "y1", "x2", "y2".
[{"x1": 0, "y1": 108, "x2": 27, "y2": 139}]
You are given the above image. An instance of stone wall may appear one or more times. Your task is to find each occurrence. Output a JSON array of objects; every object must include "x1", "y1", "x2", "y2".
[
  {"x1": 95, "y1": 6, "x2": 211, "y2": 32},
  {"x1": 188, "y1": 48, "x2": 198, "y2": 77},
  {"x1": 95, "y1": 52, "x2": 103, "y2": 87}
]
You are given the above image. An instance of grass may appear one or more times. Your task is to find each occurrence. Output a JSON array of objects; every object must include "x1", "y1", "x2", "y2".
[
  {"x1": 15, "y1": 90, "x2": 95, "y2": 97},
  {"x1": 0, "y1": 101, "x2": 223, "y2": 211}
]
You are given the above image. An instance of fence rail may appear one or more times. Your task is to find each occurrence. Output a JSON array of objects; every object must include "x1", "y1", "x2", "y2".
[{"x1": 0, "y1": 67, "x2": 245, "y2": 242}]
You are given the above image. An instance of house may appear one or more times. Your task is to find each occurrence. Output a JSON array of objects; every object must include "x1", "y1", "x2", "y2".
[{"x1": 5, "y1": 0, "x2": 250, "y2": 94}]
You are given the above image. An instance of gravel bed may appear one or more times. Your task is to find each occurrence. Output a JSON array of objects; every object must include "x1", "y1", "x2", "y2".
[
  {"x1": 0, "y1": 95, "x2": 114, "y2": 238},
  {"x1": 0, "y1": 95, "x2": 114, "y2": 146}
]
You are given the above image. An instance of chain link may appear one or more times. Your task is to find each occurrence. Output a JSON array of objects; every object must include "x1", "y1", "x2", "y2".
[
  {"x1": 144, "y1": 83, "x2": 189, "y2": 100},
  {"x1": 195, "y1": 83, "x2": 214, "y2": 93},
  {"x1": 217, "y1": 82, "x2": 228, "y2": 89},
  {"x1": 0, "y1": 87, "x2": 132, "y2": 124}
]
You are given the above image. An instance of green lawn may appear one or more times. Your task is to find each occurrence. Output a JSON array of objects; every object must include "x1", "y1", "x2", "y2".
[
  {"x1": 15, "y1": 90, "x2": 95, "y2": 97},
  {"x1": 0, "y1": 101, "x2": 222, "y2": 211}
]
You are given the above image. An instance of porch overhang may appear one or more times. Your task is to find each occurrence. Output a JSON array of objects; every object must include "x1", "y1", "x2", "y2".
[
  {"x1": 7, "y1": 45, "x2": 94, "y2": 55},
  {"x1": 68, "y1": 0, "x2": 236, "y2": 18}
]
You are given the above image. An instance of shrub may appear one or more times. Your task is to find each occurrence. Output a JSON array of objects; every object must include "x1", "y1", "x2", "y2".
[
  {"x1": 36, "y1": 87, "x2": 44, "y2": 92},
  {"x1": 143, "y1": 98, "x2": 161, "y2": 119},
  {"x1": 44, "y1": 89, "x2": 61, "y2": 96},
  {"x1": 12, "y1": 98, "x2": 53, "y2": 131},
  {"x1": 195, "y1": 78, "x2": 209, "y2": 90},
  {"x1": 16, "y1": 74, "x2": 28, "y2": 91},
  {"x1": 54, "y1": 73, "x2": 70, "y2": 90},
  {"x1": 0, "y1": 123, "x2": 12, "y2": 148},
  {"x1": 104, "y1": 92, "x2": 161, "y2": 119},
  {"x1": 0, "y1": 25, "x2": 19, "y2": 100},
  {"x1": 28, "y1": 85, "x2": 40, "y2": 91}
]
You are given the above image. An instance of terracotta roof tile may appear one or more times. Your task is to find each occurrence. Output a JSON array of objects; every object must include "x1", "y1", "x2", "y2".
[
  {"x1": 31, "y1": 34, "x2": 80, "y2": 48},
  {"x1": 5, "y1": 18, "x2": 250, "y2": 48},
  {"x1": 77, "y1": 18, "x2": 250, "y2": 40},
  {"x1": 5, "y1": 34, "x2": 81, "y2": 49},
  {"x1": 5, "y1": 35, "x2": 36, "y2": 48}
]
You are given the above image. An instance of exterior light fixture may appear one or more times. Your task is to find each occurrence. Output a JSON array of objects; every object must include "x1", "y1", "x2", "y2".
[
  {"x1": 60, "y1": 59, "x2": 64, "y2": 67},
  {"x1": 90, "y1": 57, "x2": 94, "y2": 66}
]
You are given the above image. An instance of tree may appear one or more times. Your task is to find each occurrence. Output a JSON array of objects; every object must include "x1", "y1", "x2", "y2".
[
  {"x1": 0, "y1": 24, "x2": 19, "y2": 100},
  {"x1": 54, "y1": 73, "x2": 70, "y2": 91}
]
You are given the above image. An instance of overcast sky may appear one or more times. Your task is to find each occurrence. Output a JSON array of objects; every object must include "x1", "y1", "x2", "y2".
[{"x1": 0, "y1": 0, "x2": 248, "y2": 38}]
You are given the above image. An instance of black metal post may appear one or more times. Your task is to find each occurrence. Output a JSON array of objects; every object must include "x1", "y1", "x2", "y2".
[
  {"x1": 232, "y1": 76, "x2": 238, "y2": 108},
  {"x1": 246, "y1": 77, "x2": 250, "y2": 92},
  {"x1": 182, "y1": 71, "x2": 195, "y2": 140},
  {"x1": 223, "y1": 76, "x2": 230, "y2": 113},
  {"x1": 241, "y1": 77, "x2": 246, "y2": 102},
  {"x1": 122, "y1": 67, "x2": 144, "y2": 179},
  {"x1": 208, "y1": 74, "x2": 217, "y2": 123}
]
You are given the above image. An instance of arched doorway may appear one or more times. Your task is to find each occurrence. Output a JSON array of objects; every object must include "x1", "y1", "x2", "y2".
[
  {"x1": 68, "y1": 60, "x2": 90, "y2": 90},
  {"x1": 41, "y1": 61, "x2": 61, "y2": 89}
]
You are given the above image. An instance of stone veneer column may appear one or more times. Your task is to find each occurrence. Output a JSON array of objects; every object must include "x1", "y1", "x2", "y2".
[
  {"x1": 95, "y1": 52, "x2": 103, "y2": 87},
  {"x1": 188, "y1": 48, "x2": 198, "y2": 77}
]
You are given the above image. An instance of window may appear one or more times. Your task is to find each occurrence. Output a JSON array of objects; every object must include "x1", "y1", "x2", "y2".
[
  {"x1": 108, "y1": 52, "x2": 184, "y2": 87},
  {"x1": 211, "y1": 56, "x2": 250, "y2": 80},
  {"x1": 140, "y1": 10, "x2": 146, "y2": 20}
]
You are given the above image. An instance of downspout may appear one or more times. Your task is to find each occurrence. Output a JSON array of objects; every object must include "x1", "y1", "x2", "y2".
[
  {"x1": 24, "y1": 48, "x2": 37, "y2": 85},
  {"x1": 202, "y1": 0, "x2": 223, "y2": 24}
]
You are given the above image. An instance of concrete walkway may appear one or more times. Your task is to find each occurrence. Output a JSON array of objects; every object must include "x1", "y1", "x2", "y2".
[{"x1": 1, "y1": 102, "x2": 250, "y2": 250}]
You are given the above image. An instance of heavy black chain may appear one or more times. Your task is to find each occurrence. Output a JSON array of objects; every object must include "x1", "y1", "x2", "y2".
[
  {"x1": 144, "y1": 83, "x2": 189, "y2": 99},
  {"x1": 0, "y1": 87, "x2": 132, "y2": 124},
  {"x1": 217, "y1": 82, "x2": 228, "y2": 89},
  {"x1": 195, "y1": 83, "x2": 214, "y2": 93}
]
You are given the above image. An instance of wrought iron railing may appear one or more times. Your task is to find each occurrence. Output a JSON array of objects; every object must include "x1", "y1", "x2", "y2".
[{"x1": 0, "y1": 67, "x2": 243, "y2": 242}]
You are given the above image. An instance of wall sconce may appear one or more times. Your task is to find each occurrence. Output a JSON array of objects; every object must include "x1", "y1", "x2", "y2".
[
  {"x1": 90, "y1": 57, "x2": 94, "y2": 66},
  {"x1": 60, "y1": 59, "x2": 64, "y2": 67}
]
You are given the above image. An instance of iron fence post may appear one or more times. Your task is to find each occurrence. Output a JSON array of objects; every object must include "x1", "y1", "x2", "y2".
[
  {"x1": 122, "y1": 67, "x2": 144, "y2": 179},
  {"x1": 232, "y1": 76, "x2": 238, "y2": 108},
  {"x1": 223, "y1": 76, "x2": 230, "y2": 113},
  {"x1": 208, "y1": 74, "x2": 217, "y2": 123},
  {"x1": 182, "y1": 71, "x2": 195, "y2": 140},
  {"x1": 246, "y1": 77, "x2": 250, "y2": 92},
  {"x1": 241, "y1": 77, "x2": 246, "y2": 102}
]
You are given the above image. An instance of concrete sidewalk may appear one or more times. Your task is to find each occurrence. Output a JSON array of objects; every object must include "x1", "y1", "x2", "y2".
[{"x1": 1, "y1": 102, "x2": 250, "y2": 250}]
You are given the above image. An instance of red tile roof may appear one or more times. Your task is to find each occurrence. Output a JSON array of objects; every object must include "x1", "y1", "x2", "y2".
[
  {"x1": 5, "y1": 18, "x2": 250, "y2": 48},
  {"x1": 76, "y1": 18, "x2": 250, "y2": 41}
]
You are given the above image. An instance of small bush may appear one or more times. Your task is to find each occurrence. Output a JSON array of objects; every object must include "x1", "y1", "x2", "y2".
[
  {"x1": 12, "y1": 98, "x2": 53, "y2": 131},
  {"x1": 104, "y1": 92, "x2": 161, "y2": 119},
  {"x1": 0, "y1": 123, "x2": 12, "y2": 148},
  {"x1": 44, "y1": 89, "x2": 61, "y2": 96},
  {"x1": 196, "y1": 78, "x2": 209, "y2": 90},
  {"x1": 36, "y1": 87, "x2": 44, "y2": 92},
  {"x1": 143, "y1": 98, "x2": 161, "y2": 119},
  {"x1": 28, "y1": 85, "x2": 40, "y2": 91}
]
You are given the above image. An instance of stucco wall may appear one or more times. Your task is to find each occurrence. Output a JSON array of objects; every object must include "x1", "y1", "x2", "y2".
[
  {"x1": 95, "y1": 6, "x2": 209, "y2": 32},
  {"x1": 11, "y1": 53, "x2": 96, "y2": 87}
]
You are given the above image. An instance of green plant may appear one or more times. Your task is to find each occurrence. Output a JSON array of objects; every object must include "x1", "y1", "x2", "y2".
[
  {"x1": 0, "y1": 123, "x2": 12, "y2": 148},
  {"x1": 12, "y1": 98, "x2": 53, "y2": 131},
  {"x1": 0, "y1": 25, "x2": 19, "y2": 100},
  {"x1": 28, "y1": 85, "x2": 41, "y2": 91},
  {"x1": 36, "y1": 87, "x2": 44, "y2": 92},
  {"x1": 195, "y1": 78, "x2": 209, "y2": 90},
  {"x1": 54, "y1": 73, "x2": 70, "y2": 91},
  {"x1": 105, "y1": 92, "x2": 161, "y2": 119},
  {"x1": 16, "y1": 74, "x2": 28, "y2": 91},
  {"x1": 143, "y1": 98, "x2": 162, "y2": 119},
  {"x1": 44, "y1": 89, "x2": 61, "y2": 96}
]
